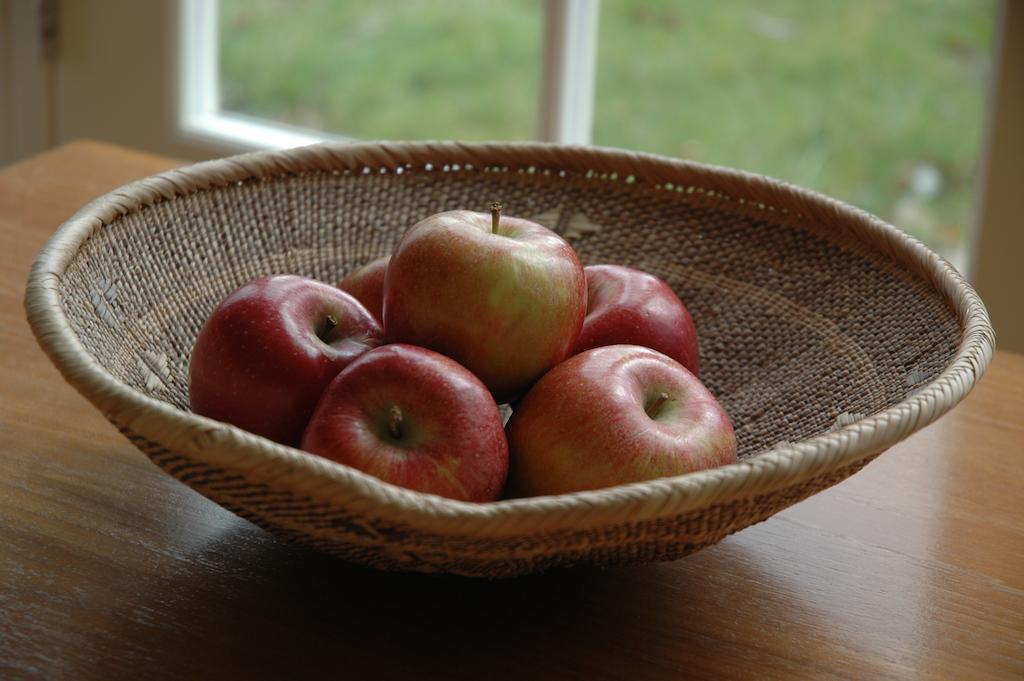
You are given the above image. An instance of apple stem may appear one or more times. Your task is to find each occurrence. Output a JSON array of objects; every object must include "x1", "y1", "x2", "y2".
[
  {"x1": 319, "y1": 314, "x2": 338, "y2": 342},
  {"x1": 490, "y1": 201, "x2": 502, "y2": 233},
  {"x1": 388, "y1": 405, "x2": 404, "y2": 439},
  {"x1": 646, "y1": 392, "x2": 672, "y2": 418}
]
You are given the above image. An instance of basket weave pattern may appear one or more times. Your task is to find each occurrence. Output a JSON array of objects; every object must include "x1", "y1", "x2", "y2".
[{"x1": 26, "y1": 143, "x2": 993, "y2": 577}]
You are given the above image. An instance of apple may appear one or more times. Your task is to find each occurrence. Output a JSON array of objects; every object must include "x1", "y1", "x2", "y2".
[
  {"x1": 506, "y1": 345, "x2": 736, "y2": 496},
  {"x1": 189, "y1": 275, "x2": 383, "y2": 446},
  {"x1": 301, "y1": 344, "x2": 508, "y2": 502},
  {"x1": 384, "y1": 203, "x2": 586, "y2": 403},
  {"x1": 573, "y1": 264, "x2": 700, "y2": 376},
  {"x1": 337, "y1": 255, "x2": 389, "y2": 324}
]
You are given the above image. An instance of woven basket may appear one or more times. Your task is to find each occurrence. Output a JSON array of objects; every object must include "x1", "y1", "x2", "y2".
[{"x1": 25, "y1": 142, "x2": 994, "y2": 577}]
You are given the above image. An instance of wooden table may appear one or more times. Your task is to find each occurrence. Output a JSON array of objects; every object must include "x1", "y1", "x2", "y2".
[{"x1": 1, "y1": 141, "x2": 1022, "y2": 681}]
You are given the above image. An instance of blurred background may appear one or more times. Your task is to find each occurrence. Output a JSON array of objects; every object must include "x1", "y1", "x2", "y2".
[
  {"x1": 218, "y1": 0, "x2": 995, "y2": 271},
  {"x1": 2, "y1": 0, "x2": 1020, "y2": 349}
]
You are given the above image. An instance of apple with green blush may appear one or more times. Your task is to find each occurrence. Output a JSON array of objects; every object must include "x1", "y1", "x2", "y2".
[{"x1": 383, "y1": 204, "x2": 586, "y2": 403}]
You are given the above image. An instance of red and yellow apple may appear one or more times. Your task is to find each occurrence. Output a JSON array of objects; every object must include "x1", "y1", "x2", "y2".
[
  {"x1": 189, "y1": 275, "x2": 382, "y2": 446},
  {"x1": 573, "y1": 264, "x2": 700, "y2": 376},
  {"x1": 506, "y1": 344, "x2": 736, "y2": 496},
  {"x1": 302, "y1": 344, "x2": 508, "y2": 502},
  {"x1": 338, "y1": 255, "x2": 389, "y2": 324},
  {"x1": 384, "y1": 204, "x2": 586, "y2": 402}
]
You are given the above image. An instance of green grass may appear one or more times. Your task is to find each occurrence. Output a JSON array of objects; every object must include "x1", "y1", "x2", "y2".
[
  {"x1": 219, "y1": 0, "x2": 996, "y2": 261},
  {"x1": 219, "y1": 0, "x2": 540, "y2": 140}
]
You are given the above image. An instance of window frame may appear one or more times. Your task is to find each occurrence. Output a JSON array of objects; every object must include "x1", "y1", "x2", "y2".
[{"x1": 178, "y1": 0, "x2": 347, "y2": 153}]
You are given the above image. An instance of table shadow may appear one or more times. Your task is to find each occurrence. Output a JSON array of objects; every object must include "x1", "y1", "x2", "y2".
[{"x1": 82, "y1": 517, "x2": 851, "y2": 680}]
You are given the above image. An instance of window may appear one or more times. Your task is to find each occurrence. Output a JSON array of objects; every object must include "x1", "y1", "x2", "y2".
[
  {"x1": 592, "y1": 2, "x2": 996, "y2": 269},
  {"x1": 5, "y1": 1, "x2": 1017, "y2": 347},
  {"x1": 199, "y1": 0, "x2": 997, "y2": 270}
]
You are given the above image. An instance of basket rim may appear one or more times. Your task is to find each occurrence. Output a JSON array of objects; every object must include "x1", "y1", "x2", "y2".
[{"x1": 24, "y1": 140, "x2": 995, "y2": 538}]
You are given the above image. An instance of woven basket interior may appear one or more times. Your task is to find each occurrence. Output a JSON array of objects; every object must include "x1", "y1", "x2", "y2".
[{"x1": 58, "y1": 167, "x2": 961, "y2": 459}]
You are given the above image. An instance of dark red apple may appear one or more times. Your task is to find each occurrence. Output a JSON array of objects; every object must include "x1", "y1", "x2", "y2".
[
  {"x1": 384, "y1": 204, "x2": 586, "y2": 403},
  {"x1": 302, "y1": 344, "x2": 508, "y2": 502},
  {"x1": 573, "y1": 264, "x2": 700, "y2": 376},
  {"x1": 506, "y1": 345, "x2": 736, "y2": 496},
  {"x1": 189, "y1": 275, "x2": 382, "y2": 446},
  {"x1": 338, "y1": 255, "x2": 389, "y2": 324}
]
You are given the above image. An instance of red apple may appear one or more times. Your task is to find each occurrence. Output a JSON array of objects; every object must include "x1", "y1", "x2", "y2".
[
  {"x1": 573, "y1": 264, "x2": 700, "y2": 376},
  {"x1": 506, "y1": 345, "x2": 736, "y2": 496},
  {"x1": 384, "y1": 204, "x2": 586, "y2": 403},
  {"x1": 302, "y1": 344, "x2": 508, "y2": 502},
  {"x1": 189, "y1": 275, "x2": 383, "y2": 446},
  {"x1": 337, "y1": 255, "x2": 389, "y2": 324}
]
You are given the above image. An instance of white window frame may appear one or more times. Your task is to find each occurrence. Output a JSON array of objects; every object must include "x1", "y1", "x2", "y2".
[
  {"x1": 539, "y1": 0, "x2": 599, "y2": 144},
  {"x1": 177, "y1": 0, "x2": 600, "y2": 151},
  {"x1": 177, "y1": 0, "x2": 345, "y2": 153}
]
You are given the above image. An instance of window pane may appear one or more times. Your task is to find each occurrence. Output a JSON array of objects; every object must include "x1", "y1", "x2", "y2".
[
  {"x1": 219, "y1": 0, "x2": 540, "y2": 141},
  {"x1": 593, "y1": 1, "x2": 997, "y2": 267}
]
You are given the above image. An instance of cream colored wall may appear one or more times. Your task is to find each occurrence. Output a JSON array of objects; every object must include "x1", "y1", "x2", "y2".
[
  {"x1": 971, "y1": 1, "x2": 1023, "y2": 353},
  {"x1": 0, "y1": 0, "x2": 59, "y2": 164},
  {"x1": 55, "y1": 0, "x2": 216, "y2": 161}
]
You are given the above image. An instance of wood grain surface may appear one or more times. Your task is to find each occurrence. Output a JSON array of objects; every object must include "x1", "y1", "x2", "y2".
[{"x1": 1, "y1": 141, "x2": 1021, "y2": 681}]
